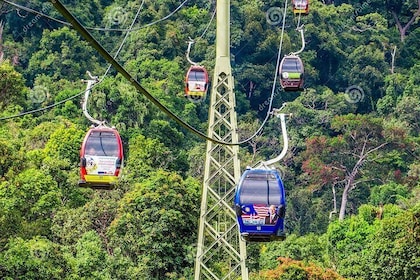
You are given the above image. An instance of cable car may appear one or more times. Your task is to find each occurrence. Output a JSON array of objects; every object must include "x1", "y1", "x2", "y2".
[
  {"x1": 234, "y1": 168, "x2": 286, "y2": 242},
  {"x1": 184, "y1": 65, "x2": 209, "y2": 100},
  {"x1": 279, "y1": 55, "x2": 304, "y2": 91},
  {"x1": 79, "y1": 126, "x2": 124, "y2": 189},
  {"x1": 292, "y1": 0, "x2": 309, "y2": 15}
]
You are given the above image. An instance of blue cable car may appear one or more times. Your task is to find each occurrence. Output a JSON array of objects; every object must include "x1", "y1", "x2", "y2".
[{"x1": 234, "y1": 168, "x2": 286, "y2": 242}]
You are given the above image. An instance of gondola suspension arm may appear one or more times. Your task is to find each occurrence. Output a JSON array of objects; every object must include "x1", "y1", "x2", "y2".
[
  {"x1": 82, "y1": 71, "x2": 103, "y2": 126},
  {"x1": 186, "y1": 38, "x2": 198, "y2": 66},
  {"x1": 291, "y1": 25, "x2": 305, "y2": 56},
  {"x1": 256, "y1": 110, "x2": 290, "y2": 169}
]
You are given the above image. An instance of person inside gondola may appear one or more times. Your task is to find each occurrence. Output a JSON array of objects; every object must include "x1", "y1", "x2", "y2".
[
  {"x1": 265, "y1": 205, "x2": 278, "y2": 224},
  {"x1": 87, "y1": 145, "x2": 97, "y2": 156},
  {"x1": 188, "y1": 70, "x2": 206, "y2": 92}
]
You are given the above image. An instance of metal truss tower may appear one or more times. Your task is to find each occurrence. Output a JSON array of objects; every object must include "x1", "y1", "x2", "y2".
[{"x1": 194, "y1": 0, "x2": 248, "y2": 279}]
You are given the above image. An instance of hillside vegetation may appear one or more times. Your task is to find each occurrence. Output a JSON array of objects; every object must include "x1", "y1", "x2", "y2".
[{"x1": 0, "y1": 0, "x2": 419, "y2": 279}]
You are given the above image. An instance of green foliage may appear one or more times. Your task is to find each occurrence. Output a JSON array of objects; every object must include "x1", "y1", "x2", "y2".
[
  {"x1": 369, "y1": 182, "x2": 410, "y2": 205},
  {"x1": 64, "y1": 230, "x2": 111, "y2": 279},
  {"x1": 0, "y1": 168, "x2": 61, "y2": 245},
  {"x1": 0, "y1": 61, "x2": 28, "y2": 110},
  {"x1": 253, "y1": 257, "x2": 344, "y2": 280},
  {"x1": 125, "y1": 134, "x2": 177, "y2": 179},
  {"x1": 108, "y1": 170, "x2": 200, "y2": 279},
  {"x1": 27, "y1": 27, "x2": 101, "y2": 82},
  {"x1": 0, "y1": 0, "x2": 419, "y2": 278},
  {"x1": 44, "y1": 121, "x2": 85, "y2": 166},
  {"x1": 326, "y1": 203, "x2": 420, "y2": 279},
  {"x1": 259, "y1": 233, "x2": 329, "y2": 270},
  {"x1": 0, "y1": 236, "x2": 67, "y2": 280}
]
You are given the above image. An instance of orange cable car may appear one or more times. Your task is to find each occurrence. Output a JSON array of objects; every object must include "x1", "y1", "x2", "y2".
[
  {"x1": 292, "y1": 0, "x2": 309, "y2": 15},
  {"x1": 79, "y1": 126, "x2": 123, "y2": 189}
]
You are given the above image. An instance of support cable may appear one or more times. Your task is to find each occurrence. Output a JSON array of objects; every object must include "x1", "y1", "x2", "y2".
[
  {"x1": 255, "y1": 111, "x2": 290, "y2": 169},
  {"x1": 0, "y1": 0, "x2": 145, "y2": 122},
  {"x1": 49, "y1": 0, "x2": 248, "y2": 146},
  {"x1": 1, "y1": 0, "x2": 189, "y2": 32},
  {"x1": 239, "y1": 0, "x2": 289, "y2": 143},
  {"x1": 186, "y1": 38, "x2": 198, "y2": 65},
  {"x1": 82, "y1": 0, "x2": 146, "y2": 126}
]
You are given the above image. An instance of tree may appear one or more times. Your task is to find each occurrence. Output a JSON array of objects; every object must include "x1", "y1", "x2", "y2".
[
  {"x1": 63, "y1": 230, "x2": 111, "y2": 279},
  {"x1": 27, "y1": 27, "x2": 101, "y2": 82},
  {"x1": 108, "y1": 170, "x2": 200, "y2": 279},
  {"x1": 302, "y1": 114, "x2": 390, "y2": 220},
  {"x1": 388, "y1": 0, "x2": 420, "y2": 42},
  {"x1": 253, "y1": 257, "x2": 345, "y2": 280},
  {"x1": 0, "y1": 168, "x2": 61, "y2": 242},
  {"x1": 326, "y1": 203, "x2": 420, "y2": 280},
  {"x1": 0, "y1": 236, "x2": 68, "y2": 279},
  {"x1": 0, "y1": 61, "x2": 27, "y2": 110}
]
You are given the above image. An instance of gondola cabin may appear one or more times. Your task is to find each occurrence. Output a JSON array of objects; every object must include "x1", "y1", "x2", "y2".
[
  {"x1": 279, "y1": 55, "x2": 304, "y2": 91},
  {"x1": 234, "y1": 168, "x2": 286, "y2": 242},
  {"x1": 184, "y1": 65, "x2": 209, "y2": 100},
  {"x1": 79, "y1": 126, "x2": 123, "y2": 189},
  {"x1": 292, "y1": 0, "x2": 309, "y2": 15}
]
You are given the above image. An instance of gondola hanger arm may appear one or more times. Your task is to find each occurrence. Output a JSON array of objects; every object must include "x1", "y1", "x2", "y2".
[
  {"x1": 255, "y1": 111, "x2": 290, "y2": 169},
  {"x1": 81, "y1": 71, "x2": 104, "y2": 126},
  {"x1": 291, "y1": 25, "x2": 305, "y2": 56},
  {"x1": 186, "y1": 38, "x2": 198, "y2": 66}
]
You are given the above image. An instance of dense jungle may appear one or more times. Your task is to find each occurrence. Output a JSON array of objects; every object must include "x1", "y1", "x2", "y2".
[{"x1": 0, "y1": 0, "x2": 419, "y2": 279}]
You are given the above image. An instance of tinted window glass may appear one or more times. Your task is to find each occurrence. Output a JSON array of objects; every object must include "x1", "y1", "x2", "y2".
[
  {"x1": 189, "y1": 69, "x2": 206, "y2": 81},
  {"x1": 268, "y1": 178, "x2": 281, "y2": 204},
  {"x1": 239, "y1": 171, "x2": 282, "y2": 205},
  {"x1": 282, "y1": 58, "x2": 302, "y2": 72},
  {"x1": 239, "y1": 178, "x2": 267, "y2": 204},
  {"x1": 85, "y1": 131, "x2": 119, "y2": 157}
]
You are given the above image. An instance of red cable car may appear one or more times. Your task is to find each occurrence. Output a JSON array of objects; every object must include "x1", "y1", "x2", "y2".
[
  {"x1": 184, "y1": 65, "x2": 209, "y2": 100},
  {"x1": 292, "y1": 0, "x2": 309, "y2": 15},
  {"x1": 79, "y1": 126, "x2": 123, "y2": 189},
  {"x1": 279, "y1": 55, "x2": 304, "y2": 91}
]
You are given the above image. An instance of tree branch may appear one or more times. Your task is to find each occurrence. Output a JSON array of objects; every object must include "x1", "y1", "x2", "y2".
[{"x1": 391, "y1": 0, "x2": 420, "y2": 42}]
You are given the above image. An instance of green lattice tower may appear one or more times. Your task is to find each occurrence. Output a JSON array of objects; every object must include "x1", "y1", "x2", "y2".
[{"x1": 194, "y1": 0, "x2": 248, "y2": 279}]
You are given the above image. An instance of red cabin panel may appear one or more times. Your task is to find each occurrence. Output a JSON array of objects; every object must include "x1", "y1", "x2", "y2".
[
  {"x1": 79, "y1": 126, "x2": 123, "y2": 189},
  {"x1": 293, "y1": 0, "x2": 309, "y2": 15},
  {"x1": 184, "y1": 65, "x2": 209, "y2": 100}
]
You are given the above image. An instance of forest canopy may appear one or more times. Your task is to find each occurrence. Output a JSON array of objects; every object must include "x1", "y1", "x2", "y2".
[{"x1": 0, "y1": 0, "x2": 419, "y2": 279}]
